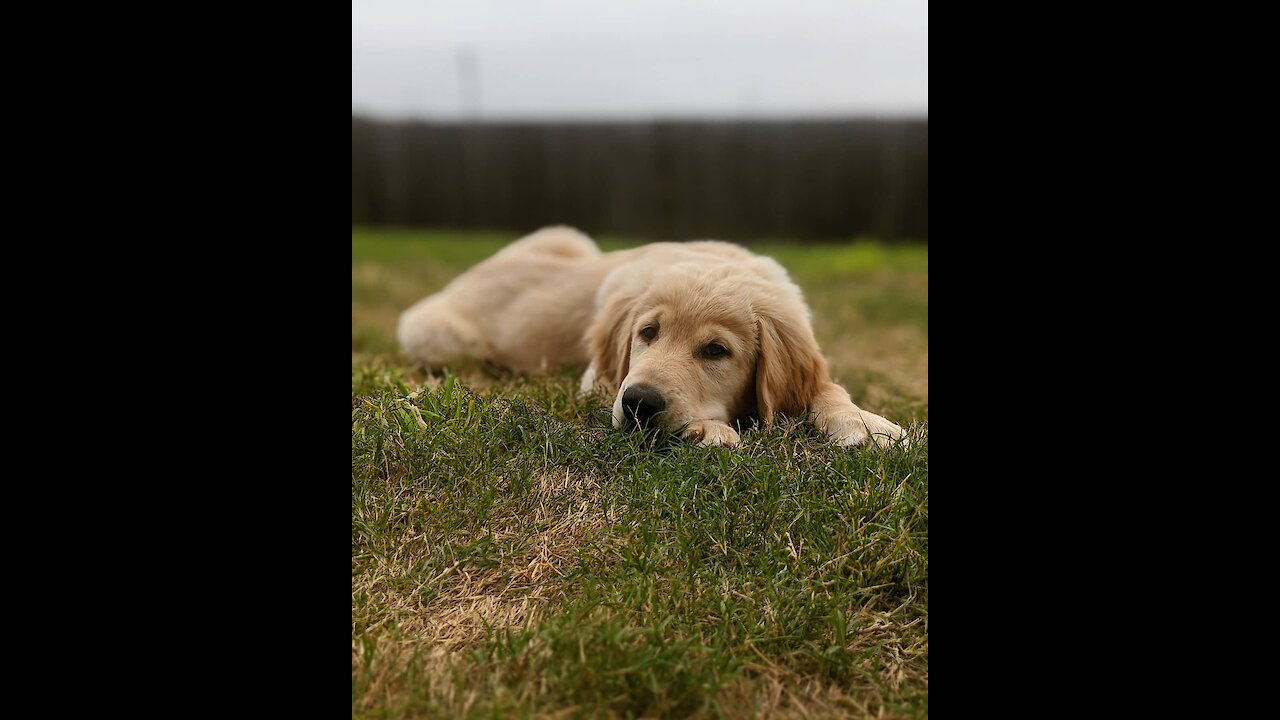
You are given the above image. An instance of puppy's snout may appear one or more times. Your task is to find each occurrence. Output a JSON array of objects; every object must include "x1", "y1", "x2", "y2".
[{"x1": 621, "y1": 384, "x2": 666, "y2": 428}]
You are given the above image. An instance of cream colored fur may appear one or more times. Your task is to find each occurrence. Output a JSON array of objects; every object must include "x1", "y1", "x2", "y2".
[{"x1": 398, "y1": 226, "x2": 906, "y2": 448}]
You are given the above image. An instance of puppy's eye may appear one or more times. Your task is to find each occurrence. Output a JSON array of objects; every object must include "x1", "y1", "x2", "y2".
[
  {"x1": 639, "y1": 326, "x2": 658, "y2": 342},
  {"x1": 703, "y1": 343, "x2": 729, "y2": 358}
]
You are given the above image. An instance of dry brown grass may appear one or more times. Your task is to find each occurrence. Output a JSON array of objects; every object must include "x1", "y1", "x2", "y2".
[
  {"x1": 711, "y1": 607, "x2": 927, "y2": 719},
  {"x1": 352, "y1": 470, "x2": 627, "y2": 714},
  {"x1": 826, "y1": 325, "x2": 929, "y2": 406}
]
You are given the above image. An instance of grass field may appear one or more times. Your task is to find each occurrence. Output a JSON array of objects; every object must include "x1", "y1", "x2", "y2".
[{"x1": 352, "y1": 228, "x2": 928, "y2": 718}]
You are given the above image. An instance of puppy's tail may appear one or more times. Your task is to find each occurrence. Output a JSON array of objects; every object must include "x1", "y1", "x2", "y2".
[{"x1": 495, "y1": 225, "x2": 600, "y2": 260}]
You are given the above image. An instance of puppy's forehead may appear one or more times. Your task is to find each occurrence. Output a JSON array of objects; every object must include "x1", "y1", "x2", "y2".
[{"x1": 640, "y1": 267, "x2": 760, "y2": 337}]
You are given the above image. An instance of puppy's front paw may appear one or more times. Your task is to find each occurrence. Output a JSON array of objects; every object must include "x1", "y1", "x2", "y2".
[
  {"x1": 578, "y1": 365, "x2": 597, "y2": 395},
  {"x1": 683, "y1": 420, "x2": 740, "y2": 448},
  {"x1": 824, "y1": 411, "x2": 906, "y2": 449}
]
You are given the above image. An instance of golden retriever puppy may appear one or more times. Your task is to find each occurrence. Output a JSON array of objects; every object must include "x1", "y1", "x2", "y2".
[{"x1": 398, "y1": 226, "x2": 906, "y2": 448}]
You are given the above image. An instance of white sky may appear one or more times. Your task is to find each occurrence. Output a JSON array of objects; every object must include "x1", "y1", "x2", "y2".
[{"x1": 352, "y1": 0, "x2": 928, "y2": 119}]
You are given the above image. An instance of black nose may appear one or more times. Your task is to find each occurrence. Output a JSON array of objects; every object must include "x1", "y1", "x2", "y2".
[{"x1": 621, "y1": 384, "x2": 666, "y2": 428}]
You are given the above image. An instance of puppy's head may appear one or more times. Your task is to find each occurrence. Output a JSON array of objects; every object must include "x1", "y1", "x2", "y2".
[{"x1": 587, "y1": 261, "x2": 826, "y2": 438}]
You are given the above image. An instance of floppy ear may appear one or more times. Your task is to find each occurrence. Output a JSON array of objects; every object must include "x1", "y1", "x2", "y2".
[
  {"x1": 585, "y1": 291, "x2": 636, "y2": 391},
  {"x1": 754, "y1": 313, "x2": 829, "y2": 426}
]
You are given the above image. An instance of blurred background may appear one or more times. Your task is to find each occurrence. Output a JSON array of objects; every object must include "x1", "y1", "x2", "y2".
[{"x1": 351, "y1": 0, "x2": 928, "y2": 242}]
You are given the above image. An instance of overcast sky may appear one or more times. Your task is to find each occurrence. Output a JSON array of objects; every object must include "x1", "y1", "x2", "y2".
[{"x1": 352, "y1": 0, "x2": 927, "y2": 119}]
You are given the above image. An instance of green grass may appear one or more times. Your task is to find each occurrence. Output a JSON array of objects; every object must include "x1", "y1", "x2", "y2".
[{"x1": 352, "y1": 228, "x2": 928, "y2": 718}]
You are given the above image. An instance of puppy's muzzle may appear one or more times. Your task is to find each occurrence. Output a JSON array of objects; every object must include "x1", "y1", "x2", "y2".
[{"x1": 621, "y1": 384, "x2": 666, "y2": 429}]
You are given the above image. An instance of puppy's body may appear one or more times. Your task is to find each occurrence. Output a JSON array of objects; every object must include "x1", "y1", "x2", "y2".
[
  {"x1": 399, "y1": 227, "x2": 620, "y2": 373},
  {"x1": 398, "y1": 226, "x2": 906, "y2": 448}
]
